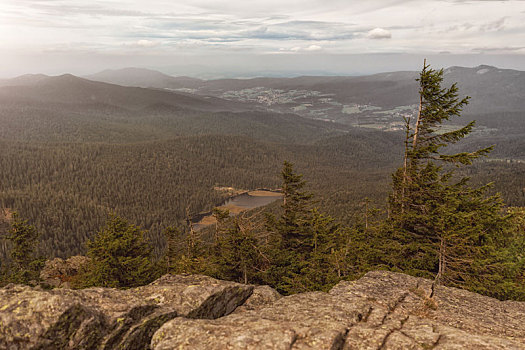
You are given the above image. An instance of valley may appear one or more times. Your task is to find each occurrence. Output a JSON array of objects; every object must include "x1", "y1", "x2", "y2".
[{"x1": 0, "y1": 65, "x2": 524, "y2": 261}]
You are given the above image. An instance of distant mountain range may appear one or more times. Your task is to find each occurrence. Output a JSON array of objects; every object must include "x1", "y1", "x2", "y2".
[
  {"x1": 0, "y1": 72, "x2": 349, "y2": 144},
  {"x1": 85, "y1": 68, "x2": 203, "y2": 90},
  {"x1": 3, "y1": 65, "x2": 523, "y2": 115},
  {"x1": 82, "y1": 65, "x2": 525, "y2": 114},
  {"x1": 1, "y1": 65, "x2": 524, "y2": 158}
]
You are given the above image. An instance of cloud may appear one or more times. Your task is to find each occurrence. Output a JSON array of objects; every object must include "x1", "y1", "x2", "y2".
[
  {"x1": 367, "y1": 28, "x2": 392, "y2": 39},
  {"x1": 136, "y1": 40, "x2": 158, "y2": 47},
  {"x1": 304, "y1": 45, "x2": 322, "y2": 51},
  {"x1": 123, "y1": 40, "x2": 159, "y2": 48},
  {"x1": 472, "y1": 46, "x2": 525, "y2": 53},
  {"x1": 480, "y1": 16, "x2": 507, "y2": 31},
  {"x1": 281, "y1": 45, "x2": 322, "y2": 52},
  {"x1": 1, "y1": 0, "x2": 524, "y2": 76}
]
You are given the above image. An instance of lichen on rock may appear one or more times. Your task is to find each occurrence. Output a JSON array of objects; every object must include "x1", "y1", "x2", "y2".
[
  {"x1": 0, "y1": 274, "x2": 253, "y2": 349},
  {"x1": 1, "y1": 271, "x2": 524, "y2": 350}
]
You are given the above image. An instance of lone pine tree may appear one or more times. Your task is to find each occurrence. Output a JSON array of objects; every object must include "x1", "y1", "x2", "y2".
[{"x1": 385, "y1": 61, "x2": 515, "y2": 296}]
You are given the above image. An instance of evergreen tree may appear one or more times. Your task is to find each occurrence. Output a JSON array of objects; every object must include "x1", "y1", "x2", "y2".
[
  {"x1": 163, "y1": 226, "x2": 183, "y2": 274},
  {"x1": 264, "y1": 161, "x2": 343, "y2": 294},
  {"x1": 299, "y1": 208, "x2": 343, "y2": 291},
  {"x1": 264, "y1": 162, "x2": 312, "y2": 293},
  {"x1": 75, "y1": 215, "x2": 156, "y2": 288},
  {"x1": 212, "y1": 207, "x2": 230, "y2": 242},
  {"x1": 276, "y1": 161, "x2": 313, "y2": 252},
  {"x1": 384, "y1": 61, "x2": 517, "y2": 297},
  {"x1": 213, "y1": 218, "x2": 260, "y2": 284},
  {"x1": 3, "y1": 213, "x2": 42, "y2": 284}
]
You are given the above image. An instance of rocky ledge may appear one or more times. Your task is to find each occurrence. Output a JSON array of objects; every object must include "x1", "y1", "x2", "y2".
[{"x1": 1, "y1": 271, "x2": 524, "y2": 350}]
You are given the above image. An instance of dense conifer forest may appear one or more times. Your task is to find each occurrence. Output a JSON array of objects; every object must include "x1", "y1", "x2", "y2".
[{"x1": 1, "y1": 64, "x2": 524, "y2": 302}]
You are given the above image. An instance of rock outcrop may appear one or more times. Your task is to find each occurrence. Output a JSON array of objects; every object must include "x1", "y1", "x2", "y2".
[
  {"x1": 1, "y1": 271, "x2": 524, "y2": 349},
  {"x1": 39, "y1": 255, "x2": 91, "y2": 288},
  {"x1": 0, "y1": 274, "x2": 253, "y2": 349}
]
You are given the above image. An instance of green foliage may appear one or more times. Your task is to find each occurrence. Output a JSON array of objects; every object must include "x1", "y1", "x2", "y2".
[
  {"x1": 0, "y1": 213, "x2": 43, "y2": 285},
  {"x1": 162, "y1": 219, "x2": 209, "y2": 275},
  {"x1": 0, "y1": 132, "x2": 407, "y2": 261},
  {"x1": 263, "y1": 162, "x2": 344, "y2": 294},
  {"x1": 163, "y1": 226, "x2": 183, "y2": 274},
  {"x1": 212, "y1": 218, "x2": 262, "y2": 284},
  {"x1": 1, "y1": 64, "x2": 524, "y2": 302},
  {"x1": 383, "y1": 62, "x2": 525, "y2": 300},
  {"x1": 7, "y1": 213, "x2": 38, "y2": 269},
  {"x1": 74, "y1": 215, "x2": 157, "y2": 288}
]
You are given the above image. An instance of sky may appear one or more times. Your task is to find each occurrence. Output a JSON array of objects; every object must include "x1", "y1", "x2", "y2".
[{"x1": 0, "y1": 0, "x2": 524, "y2": 78}]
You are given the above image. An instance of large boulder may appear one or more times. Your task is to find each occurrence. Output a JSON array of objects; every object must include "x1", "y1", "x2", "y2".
[
  {"x1": 0, "y1": 274, "x2": 253, "y2": 350},
  {"x1": 2, "y1": 270, "x2": 525, "y2": 349},
  {"x1": 152, "y1": 271, "x2": 525, "y2": 350},
  {"x1": 233, "y1": 285, "x2": 282, "y2": 313},
  {"x1": 331, "y1": 271, "x2": 525, "y2": 349},
  {"x1": 152, "y1": 291, "x2": 371, "y2": 350},
  {"x1": 39, "y1": 255, "x2": 91, "y2": 288}
]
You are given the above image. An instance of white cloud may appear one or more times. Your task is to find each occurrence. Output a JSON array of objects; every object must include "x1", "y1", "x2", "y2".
[
  {"x1": 281, "y1": 45, "x2": 322, "y2": 52},
  {"x1": 304, "y1": 44, "x2": 322, "y2": 51},
  {"x1": 367, "y1": 28, "x2": 392, "y2": 39},
  {"x1": 136, "y1": 40, "x2": 158, "y2": 47},
  {"x1": 123, "y1": 40, "x2": 159, "y2": 48}
]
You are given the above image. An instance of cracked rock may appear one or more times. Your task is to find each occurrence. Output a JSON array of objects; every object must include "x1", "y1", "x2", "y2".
[
  {"x1": 151, "y1": 291, "x2": 371, "y2": 350},
  {"x1": 1, "y1": 271, "x2": 524, "y2": 349},
  {"x1": 0, "y1": 274, "x2": 253, "y2": 350}
]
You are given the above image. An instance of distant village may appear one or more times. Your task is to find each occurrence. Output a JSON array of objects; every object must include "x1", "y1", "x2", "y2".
[{"x1": 218, "y1": 87, "x2": 418, "y2": 131}]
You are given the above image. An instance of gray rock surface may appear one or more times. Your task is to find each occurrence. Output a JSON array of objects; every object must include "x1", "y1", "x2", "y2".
[
  {"x1": 1, "y1": 271, "x2": 524, "y2": 349},
  {"x1": 0, "y1": 274, "x2": 253, "y2": 350},
  {"x1": 39, "y1": 255, "x2": 91, "y2": 288},
  {"x1": 234, "y1": 285, "x2": 282, "y2": 313},
  {"x1": 152, "y1": 271, "x2": 525, "y2": 350}
]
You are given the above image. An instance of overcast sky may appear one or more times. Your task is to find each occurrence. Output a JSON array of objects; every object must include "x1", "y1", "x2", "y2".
[{"x1": 1, "y1": 0, "x2": 524, "y2": 77}]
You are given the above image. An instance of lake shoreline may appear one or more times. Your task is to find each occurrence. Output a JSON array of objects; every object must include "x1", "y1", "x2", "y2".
[{"x1": 193, "y1": 188, "x2": 282, "y2": 230}]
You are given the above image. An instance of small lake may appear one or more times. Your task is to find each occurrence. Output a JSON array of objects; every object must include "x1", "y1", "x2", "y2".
[{"x1": 193, "y1": 190, "x2": 282, "y2": 230}]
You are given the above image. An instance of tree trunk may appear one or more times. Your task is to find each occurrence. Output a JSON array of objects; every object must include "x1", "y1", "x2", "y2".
[
  {"x1": 437, "y1": 236, "x2": 446, "y2": 285},
  {"x1": 412, "y1": 59, "x2": 426, "y2": 150}
]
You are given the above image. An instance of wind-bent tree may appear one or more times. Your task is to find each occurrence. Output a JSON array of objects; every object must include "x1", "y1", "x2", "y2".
[{"x1": 386, "y1": 61, "x2": 512, "y2": 294}]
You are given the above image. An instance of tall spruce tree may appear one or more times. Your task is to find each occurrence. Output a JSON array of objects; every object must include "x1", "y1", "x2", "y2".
[
  {"x1": 163, "y1": 226, "x2": 183, "y2": 273},
  {"x1": 385, "y1": 61, "x2": 516, "y2": 296},
  {"x1": 265, "y1": 161, "x2": 343, "y2": 294},
  {"x1": 264, "y1": 161, "x2": 313, "y2": 293}
]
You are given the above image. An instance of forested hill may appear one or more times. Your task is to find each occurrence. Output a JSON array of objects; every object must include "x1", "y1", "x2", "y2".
[
  {"x1": 86, "y1": 65, "x2": 525, "y2": 113},
  {"x1": 0, "y1": 67, "x2": 524, "y2": 262},
  {"x1": 0, "y1": 74, "x2": 248, "y2": 112},
  {"x1": 0, "y1": 131, "x2": 405, "y2": 258},
  {"x1": 85, "y1": 67, "x2": 203, "y2": 90},
  {"x1": 84, "y1": 65, "x2": 525, "y2": 161},
  {"x1": 0, "y1": 74, "x2": 350, "y2": 144}
]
